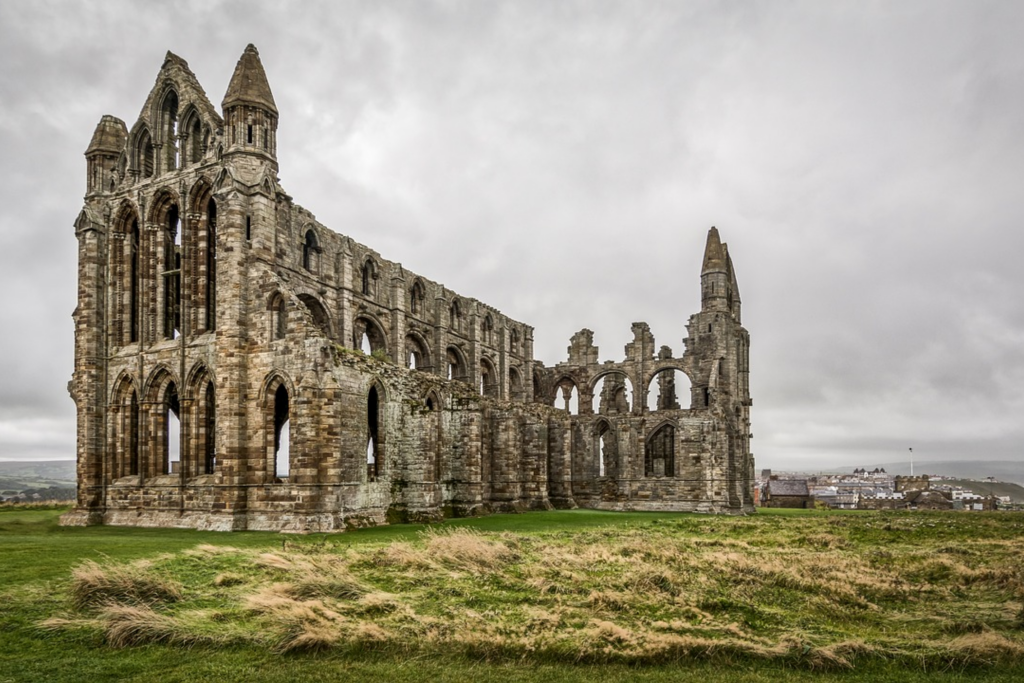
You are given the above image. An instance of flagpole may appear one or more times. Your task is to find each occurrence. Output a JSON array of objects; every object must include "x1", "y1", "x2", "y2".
[{"x1": 909, "y1": 447, "x2": 913, "y2": 477}]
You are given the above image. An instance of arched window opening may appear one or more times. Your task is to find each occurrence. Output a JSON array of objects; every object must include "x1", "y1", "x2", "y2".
[
  {"x1": 138, "y1": 129, "x2": 155, "y2": 179},
  {"x1": 354, "y1": 316, "x2": 386, "y2": 356},
  {"x1": 449, "y1": 300, "x2": 462, "y2": 333},
  {"x1": 481, "y1": 315, "x2": 493, "y2": 344},
  {"x1": 592, "y1": 373, "x2": 633, "y2": 415},
  {"x1": 409, "y1": 280, "x2": 424, "y2": 315},
  {"x1": 596, "y1": 422, "x2": 613, "y2": 478},
  {"x1": 645, "y1": 424, "x2": 675, "y2": 478},
  {"x1": 509, "y1": 367, "x2": 523, "y2": 401},
  {"x1": 425, "y1": 394, "x2": 436, "y2": 411},
  {"x1": 405, "y1": 334, "x2": 430, "y2": 371},
  {"x1": 269, "y1": 293, "x2": 286, "y2": 340},
  {"x1": 162, "y1": 91, "x2": 179, "y2": 172},
  {"x1": 163, "y1": 205, "x2": 182, "y2": 340},
  {"x1": 188, "y1": 117, "x2": 203, "y2": 164},
  {"x1": 361, "y1": 259, "x2": 376, "y2": 297},
  {"x1": 298, "y1": 294, "x2": 331, "y2": 338},
  {"x1": 120, "y1": 387, "x2": 140, "y2": 477},
  {"x1": 510, "y1": 328, "x2": 521, "y2": 356},
  {"x1": 647, "y1": 369, "x2": 691, "y2": 411},
  {"x1": 302, "y1": 230, "x2": 318, "y2": 272},
  {"x1": 129, "y1": 218, "x2": 141, "y2": 343},
  {"x1": 554, "y1": 380, "x2": 579, "y2": 415},
  {"x1": 367, "y1": 385, "x2": 381, "y2": 481},
  {"x1": 205, "y1": 199, "x2": 217, "y2": 332},
  {"x1": 273, "y1": 384, "x2": 290, "y2": 479},
  {"x1": 480, "y1": 358, "x2": 497, "y2": 397},
  {"x1": 703, "y1": 387, "x2": 711, "y2": 408},
  {"x1": 446, "y1": 347, "x2": 467, "y2": 382},
  {"x1": 163, "y1": 383, "x2": 181, "y2": 475},
  {"x1": 203, "y1": 382, "x2": 216, "y2": 474}
]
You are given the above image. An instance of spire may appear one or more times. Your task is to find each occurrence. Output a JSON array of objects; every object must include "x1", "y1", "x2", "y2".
[
  {"x1": 85, "y1": 115, "x2": 127, "y2": 156},
  {"x1": 701, "y1": 226, "x2": 726, "y2": 273},
  {"x1": 222, "y1": 44, "x2": 278, "y2": 115}
]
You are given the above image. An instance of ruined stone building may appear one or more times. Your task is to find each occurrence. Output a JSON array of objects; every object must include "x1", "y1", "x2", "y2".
[{"x1": 63, "y1": 45, "x2": 754, "y2": 531}]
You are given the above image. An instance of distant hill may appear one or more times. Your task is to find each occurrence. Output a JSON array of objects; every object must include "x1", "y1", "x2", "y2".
[
  {"x1": 840, "y1": 460, "x2": 1024, "y2": 486},
  {"x1": 0, "y1": 461, "x2": 76, "y2": 500},
  {"x1": 0, "y1": 460, "x2": 75, "y2": 482}
]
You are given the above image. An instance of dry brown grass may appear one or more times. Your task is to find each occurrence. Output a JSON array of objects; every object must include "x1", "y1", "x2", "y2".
[
  {"x1": 422, "y1": 527, "x2": 518, "y2": 570},
  {"x1": 43, "y1": 513, "x2": 1024, "y2": 671},
  {"x1": 70, "y1": 560, "x2": 182, "y2": 610}
]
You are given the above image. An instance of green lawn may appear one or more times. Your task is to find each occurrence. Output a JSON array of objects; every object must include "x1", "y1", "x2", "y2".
[{"x1": 2, "y1": 506, "x2": 1023, "y2": 683}]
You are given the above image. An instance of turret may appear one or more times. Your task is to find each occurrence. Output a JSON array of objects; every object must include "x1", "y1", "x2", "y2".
[
  {"x1": 700, "y1": 226, "x2": 740, "y2": 321},
  {"x1": 221, "y1": 44, "x2": 278, "y2": 165},
  {"x1": 84, "y1": 115, "x2": 127, "y2": 196}
]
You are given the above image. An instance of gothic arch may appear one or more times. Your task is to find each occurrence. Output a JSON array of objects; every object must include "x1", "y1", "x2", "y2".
[
  {"x1": 405, "y1": 329, "x2": 431, "y2": 370},
  {"x1": 644, "y1": 420, "x2": 677, "y2": 479},
  {"x1": 186, "y1": 362, "x2": 217, "y2": 476},
  {"x1": 143, "y1": 365, "x2": 180, "y2": 402},
  {"x1": 445, "y1": 345, "x2": 468, "y2": 382},
  {"x1": 130, "y1": 123, "x2": 155, "y2": 178},
  {"x1": 112, "y1": 203, "x2": 142, "y2": 345},
  {"x1": 366, "y1": 380, "x2": 387, "y2": 481},
  {"x1": 109, "y1": 373, "x2": 141, "y2": 479},
  {"x1": 354, "y1": 313, "x2": 388, "y2": 355},
  {"x1": 480, "y1": 356, "x2": 498, "y2": 397},
  {"x1": 262, "y1": 372, "x2": 295, "y2": 480},
  {"x1": 143, "y1": 366, "x2": 181, "y2": 477},
  {"x1": 409, "y1": 279, "x2": 426, "y2": 315},
  {"x1": 297, "y1": 293, "x2": 332, "y2": 338},
  {"x1": 267, "y1": 291, "x2": 287, "y2": 340},
  {"x1": 360, "y1": 257, "x2": 378, "y2": 297},
  {"x1": 301, "y1": 226, "x2": 320, "y2": 272},
  {"x1": 180, "y1": 105, "x2": 205, "y2": 165}
]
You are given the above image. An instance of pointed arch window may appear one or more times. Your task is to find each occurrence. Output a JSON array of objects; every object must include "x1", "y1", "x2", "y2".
[
  {"x1": 361, "y1": 258, "x2": 376, "y2": 297},
  {"x1": 137, "y1": 129, "x2": 155, "y2": 179},
  {"x1": 269, "y1": 293, "x2": 286, "y2": 340},
  {"x1": 161, "y1": 382, "x2": 181, "y2": 475},
  {"x1": 203, "y1": 381, "x2": 216, "y2": 474},
  {"x1": 409, "y1": 280, "x2": 425, "y2": 315},
  {"x1": 645, "y1": 424, "x2": 675, "y2": 478},
  {"x1": 449, "y1": 300, "x2": 462, "y2": 333},
  {"x1": 367, "y1": 385, "x2": 381, "y2": 481},
  {"x1": 302, "y1": 229, "x2": 318, "y2": 272},
  {"x1": 273, "y1": 384, "x2": 290, "y2": 479},
  {"x1": 161, "y1": 91, "x2": 179, "y2": 172},
  {"x1": 205, "y1": 199, "x2": 217, "y2": 332},
  {"x1": 163, "y1": 205, "x2": 182, "y2": 339},
  {"x1": 481, "y1": 315, "x2": 493, "y2": 344},
  {"x1": 129, "y1": 218, "x2": 141, "y2": 343}
]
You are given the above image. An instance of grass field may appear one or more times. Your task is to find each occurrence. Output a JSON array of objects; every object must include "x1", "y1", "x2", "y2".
[{"x1": 2, "y1": 506, "x2": 1023, "y2": 682}]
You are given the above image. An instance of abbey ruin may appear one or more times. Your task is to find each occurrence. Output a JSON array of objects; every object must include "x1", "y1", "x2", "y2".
[{"x1": 63, "y1": 45, "x2": 754, "y2": 532}]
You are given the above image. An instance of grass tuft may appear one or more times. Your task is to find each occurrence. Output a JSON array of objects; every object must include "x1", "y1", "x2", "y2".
[{"x1": 70, "y1": 560, "x2": 183, "y2": 610}]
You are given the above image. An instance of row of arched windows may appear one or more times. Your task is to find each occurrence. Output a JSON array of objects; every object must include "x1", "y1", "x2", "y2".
[
  {"x1": 591, "y1": 420, "x2": 676, "y2": 480},
  {"x1": 116, "y1": 188, "x2": 217, "y2": 346},
  {"x1": 110, "y1": 370, "x2": 215, "y2": 481},
  {"x1": 552, "y1": 369, "x2": 696, "y2": 416},
  {"x1": 131, "y1": 89, "x2": 210, "y2": 181}
]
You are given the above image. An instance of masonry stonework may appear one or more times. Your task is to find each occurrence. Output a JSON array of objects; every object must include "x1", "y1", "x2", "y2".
[{"x1": 63, "y1": 46, "x2": 755, "y2": 532}]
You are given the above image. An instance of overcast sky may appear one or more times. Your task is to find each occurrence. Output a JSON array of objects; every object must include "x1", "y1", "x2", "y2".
[{"x1": 1, "y1": 0, "x2": 1022, "y2": 471}]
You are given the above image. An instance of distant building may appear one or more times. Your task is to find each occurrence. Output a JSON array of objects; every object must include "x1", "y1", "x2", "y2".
[{"x1": 762, "y1": 479, "x2": 811, "y2": 509}]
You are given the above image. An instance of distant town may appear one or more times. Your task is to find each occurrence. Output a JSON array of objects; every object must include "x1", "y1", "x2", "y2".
[{"x1": 758, "y1": 467, "x2": 1024, "y2": 511}]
